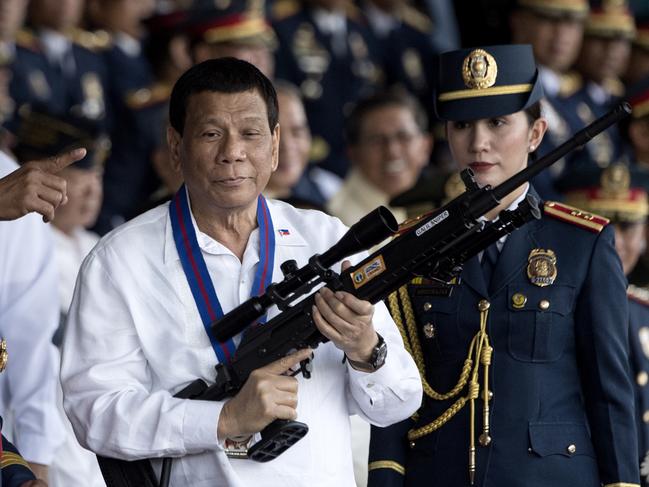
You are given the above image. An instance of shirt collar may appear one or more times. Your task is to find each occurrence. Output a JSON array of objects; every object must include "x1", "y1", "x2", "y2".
[{"x1": 163, "y1": 191, "x2": 308, "y2": 264}]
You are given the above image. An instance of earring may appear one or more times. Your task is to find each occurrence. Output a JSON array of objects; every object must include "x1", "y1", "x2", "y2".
[{"x1": 529, "y1": 145, "x2": 536, "y2": 152}]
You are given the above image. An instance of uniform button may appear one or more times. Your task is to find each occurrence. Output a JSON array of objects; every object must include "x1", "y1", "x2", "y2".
[
  {"x1": 538, "y1": 299, "x2": 550, "y2": 311},
  {"x1": 478, "y1": 299, "x2": 490, "y2": 311},
  {"x1": 409, "y1": 441, "x2": 416, "y2": 449},
  {"x1": 423, "y1": 302, "x2": 432, "y2": 311},
  {"x1": 643, "y1": 410, "x2": 649, "y2": 423},
  {"x1": 638, "y1": 371, "x2": 649, "y2": 386},
  {"x1": 423, "y1": 322, "x2": 436, "y2": 339},
  {"x1": 512, "y1": 293, "x2": 527, "y2": 309},
  {"x1": 488, "y1": 390, "x2": 494, "y2": 400},
  {"x1": 528, "y1": 447, "x2": 533, "y2": 453},
  {"x1": 567, "y1": 444, "x2": 576, "y2": 454}
]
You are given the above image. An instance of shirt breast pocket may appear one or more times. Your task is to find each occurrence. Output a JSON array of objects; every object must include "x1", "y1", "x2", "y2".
[{"x1": 507, "y1": 283, "x2": 575, "y2": 363}]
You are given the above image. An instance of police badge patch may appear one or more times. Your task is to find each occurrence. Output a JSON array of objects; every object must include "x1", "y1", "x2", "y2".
[{"x1": 527, "y1": 249, "x2": 557, "y2": 287}]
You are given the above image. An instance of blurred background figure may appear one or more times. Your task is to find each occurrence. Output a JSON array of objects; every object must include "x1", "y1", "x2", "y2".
[
  {"x1": 623, "y1": 76, "x2": 649, "y2": 288},
  {"x1": 272, "y1": 0, "x2": 384, "y2": 181},
  {"x1": 359, "y1": 0, "x2": 436, "y2": 122},
  {"x1": 263, "y1": 80, "x2": 327, "y2": 208},
  {"x1": 85, "y1": 0, "x2": 158, "y2": 234},
  {"x1": 185, "y1": 0, "x2": 277, "y2": 78},
  {"x1": 560, "y1": 163, "x2": 649, "y2": 485},
  {"x1": 627, "y1": 13, "x2": 649, "y2": 85},
  {"x1": 327, "y1": 90, "x2": 432, "y2": 227},
  {"x1": 7, "y1": 0, "x2": 109, "y2": 130},
  {"x1": 568, "y1": 0, "x2": 636, "y2": 170},
  {"x1": 510, "y1": 0, "x2": 589, "y2": 199}
]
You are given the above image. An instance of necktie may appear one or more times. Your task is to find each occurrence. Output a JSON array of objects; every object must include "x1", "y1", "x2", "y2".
[{"x1": 481, "y1": 243, "x2": 499, "y2": 289}]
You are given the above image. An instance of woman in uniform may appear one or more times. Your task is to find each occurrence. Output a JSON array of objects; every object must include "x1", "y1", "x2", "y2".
[{"x1": 367, "y1": 44, "x2": 640, "y2": 487}]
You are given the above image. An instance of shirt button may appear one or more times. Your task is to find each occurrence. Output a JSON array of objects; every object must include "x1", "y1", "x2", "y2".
[
  {"x1": 367, "y1": 382, "x2": 375, "y2": 389},
  {"x1": 566, "y1": 444, "x2": 576, "y2": 455}
]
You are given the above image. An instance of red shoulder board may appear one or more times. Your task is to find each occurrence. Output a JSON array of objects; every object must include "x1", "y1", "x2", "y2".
[
  {"x1": 543, "y1": 201, "x2": 609, "y2": 233},
  {"x1": 628, "y1": 285, "x2": 649, "y2": 307}
]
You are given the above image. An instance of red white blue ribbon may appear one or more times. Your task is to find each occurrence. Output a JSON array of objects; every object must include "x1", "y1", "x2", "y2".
[{"x1": 170, "y1": 185, "x2": 275, "y2": 363}]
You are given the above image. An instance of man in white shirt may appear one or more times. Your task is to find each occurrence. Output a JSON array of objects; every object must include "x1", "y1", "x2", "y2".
[
  {"x1": 0, "y1": 149, "x2": 78, "y2": 484},
  {"x1": 61, "y1": 57, "x2": 422, "y2": 487}
]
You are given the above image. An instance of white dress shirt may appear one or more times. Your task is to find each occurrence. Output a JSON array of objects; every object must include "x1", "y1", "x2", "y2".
[
  {"x1": 61, "y1": 198, "x2": 422, "y2": 487},
  {"x1": 50, "y1": 226, "x2": 105, "y2": 487},
  {"x1": 0, "y1": 151, "x2": 66, "y2": 464}
]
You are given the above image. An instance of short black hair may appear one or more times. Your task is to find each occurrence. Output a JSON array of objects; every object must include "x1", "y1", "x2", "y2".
[
  {"x1": 169, "y1": 57, "x2": 278, "y2": 135},
  {"x1": 345, "y1": 90, "x2": 428, "y2": 146}
]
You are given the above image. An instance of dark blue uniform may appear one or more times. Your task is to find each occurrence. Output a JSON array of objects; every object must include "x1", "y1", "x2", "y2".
[
  {"x1": 561, "y1": 76, "x2": 627, "y2": 170},
  {"x1": 628, "y1": 286, "x2": 649, "y2": 469},
  {"x1": 1, "y1": 417, "x2": 37, "y2": 487},
  {"x1": 6, "y1": 29, "x2": 109, "y2": 135},
  {"x1": 369, "y1": 199, "x2": 639, "y2": 487},
  {"x1": 272, "y1": 6, "x2": 384, "y2": 177},
  {"x1": 93, "y1": 40, "x2": 163, "y2": 234},
  {"x1": 532, "y1": 74, "x2": 590, "y2": 200},
  {"x1": 360, "y1": 4, "x2": 437, "y2": 121}
]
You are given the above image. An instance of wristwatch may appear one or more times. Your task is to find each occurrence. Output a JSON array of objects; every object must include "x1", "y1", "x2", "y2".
[{"x1": 346, "y1": 333, "x2": 387, "y2": 373}]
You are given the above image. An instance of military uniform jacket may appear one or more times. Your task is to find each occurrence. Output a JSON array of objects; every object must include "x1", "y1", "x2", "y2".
[
  {"x1": 628, "y1": 287, "x2": 649, "y2": 464},
  {"x1": 272, "y1": 7, "x2": 383, "y2": 177},
  {"x1": 94, "y1": 41, "x2": 163, "y2": 234},
  {"x1": 369, "y1": 199, "x2": 639, "y2": 487},
  {"x1": 7, "y1": 30, "x2": 109, "y2": 134}
]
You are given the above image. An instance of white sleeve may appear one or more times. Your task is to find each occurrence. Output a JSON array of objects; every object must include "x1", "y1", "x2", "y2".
[
  {"x1": 0, "y1": 216, "x2": 66, "y2": 464},
  {"x1": 345, "y1": 300, "x2": 423, "y2": 426},
  {"x1": 60, "y1": 253, "x2": 223, "y2": 460}
]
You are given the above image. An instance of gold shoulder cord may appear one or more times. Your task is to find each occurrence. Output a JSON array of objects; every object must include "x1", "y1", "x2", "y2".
[{"x1": 388, "y1": 287, "x2": 493, "y2": 485}]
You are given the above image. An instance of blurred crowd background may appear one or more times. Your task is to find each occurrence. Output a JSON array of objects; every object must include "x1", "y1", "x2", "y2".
[{"x1": 2, "y1": 0, "x2": 649, "y2": 485}]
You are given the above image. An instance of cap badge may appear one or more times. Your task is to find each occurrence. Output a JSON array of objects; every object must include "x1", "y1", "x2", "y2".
[
  {"x1": 527, "y1": 249, "x2": 557, "y2": 287},
  {"x1": 601, "y1": 164, "x2": 630, "y2": 198},
  {"x1": 462, "y1": 49, "x2": 498, "y2": 90}
]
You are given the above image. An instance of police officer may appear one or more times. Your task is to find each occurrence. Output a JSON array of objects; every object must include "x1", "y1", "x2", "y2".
[
  {"x1": 359, "y1": 0, "x2": 438, "y2": 122},
  {"x1": 627, "y1": 14, "x2": 649, "y2": 85},
  {"x1": 272, "y1": 0, "x2": 384, "y2": 179},
  {"x1": 7, "y1": 0, "x2": 109, "y2": 137},
  {"x1": 186, "y1": 0, "x2": 277, "y2": 78},
  {"x1": 560, "y1": 163, "x2": 649, "y2": 485},
  {"x1": 85, "y1": 0, "x2": 159, "y2": 234},
  {"x1": 569, "y1": 0, "x2": 636, "y2": 171},
  {"x1": 510, "y1": 0, "x2": 589, "y2": 199},
  {"x1": 622, "y1": 76, "x2": 649, "y2": 286},
  {"x1": 368, "y1": 43, "x2": 639, "y2": 487}
]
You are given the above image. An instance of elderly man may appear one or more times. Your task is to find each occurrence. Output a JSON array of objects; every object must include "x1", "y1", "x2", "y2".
[{"x1": 61, "y1": 58, "x2": 422, "y2": 487}]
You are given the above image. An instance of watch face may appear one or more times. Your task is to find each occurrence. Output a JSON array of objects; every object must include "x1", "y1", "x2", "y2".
[{"x1": 372, "y1": 339, "x2": 388, "y2": 368}]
